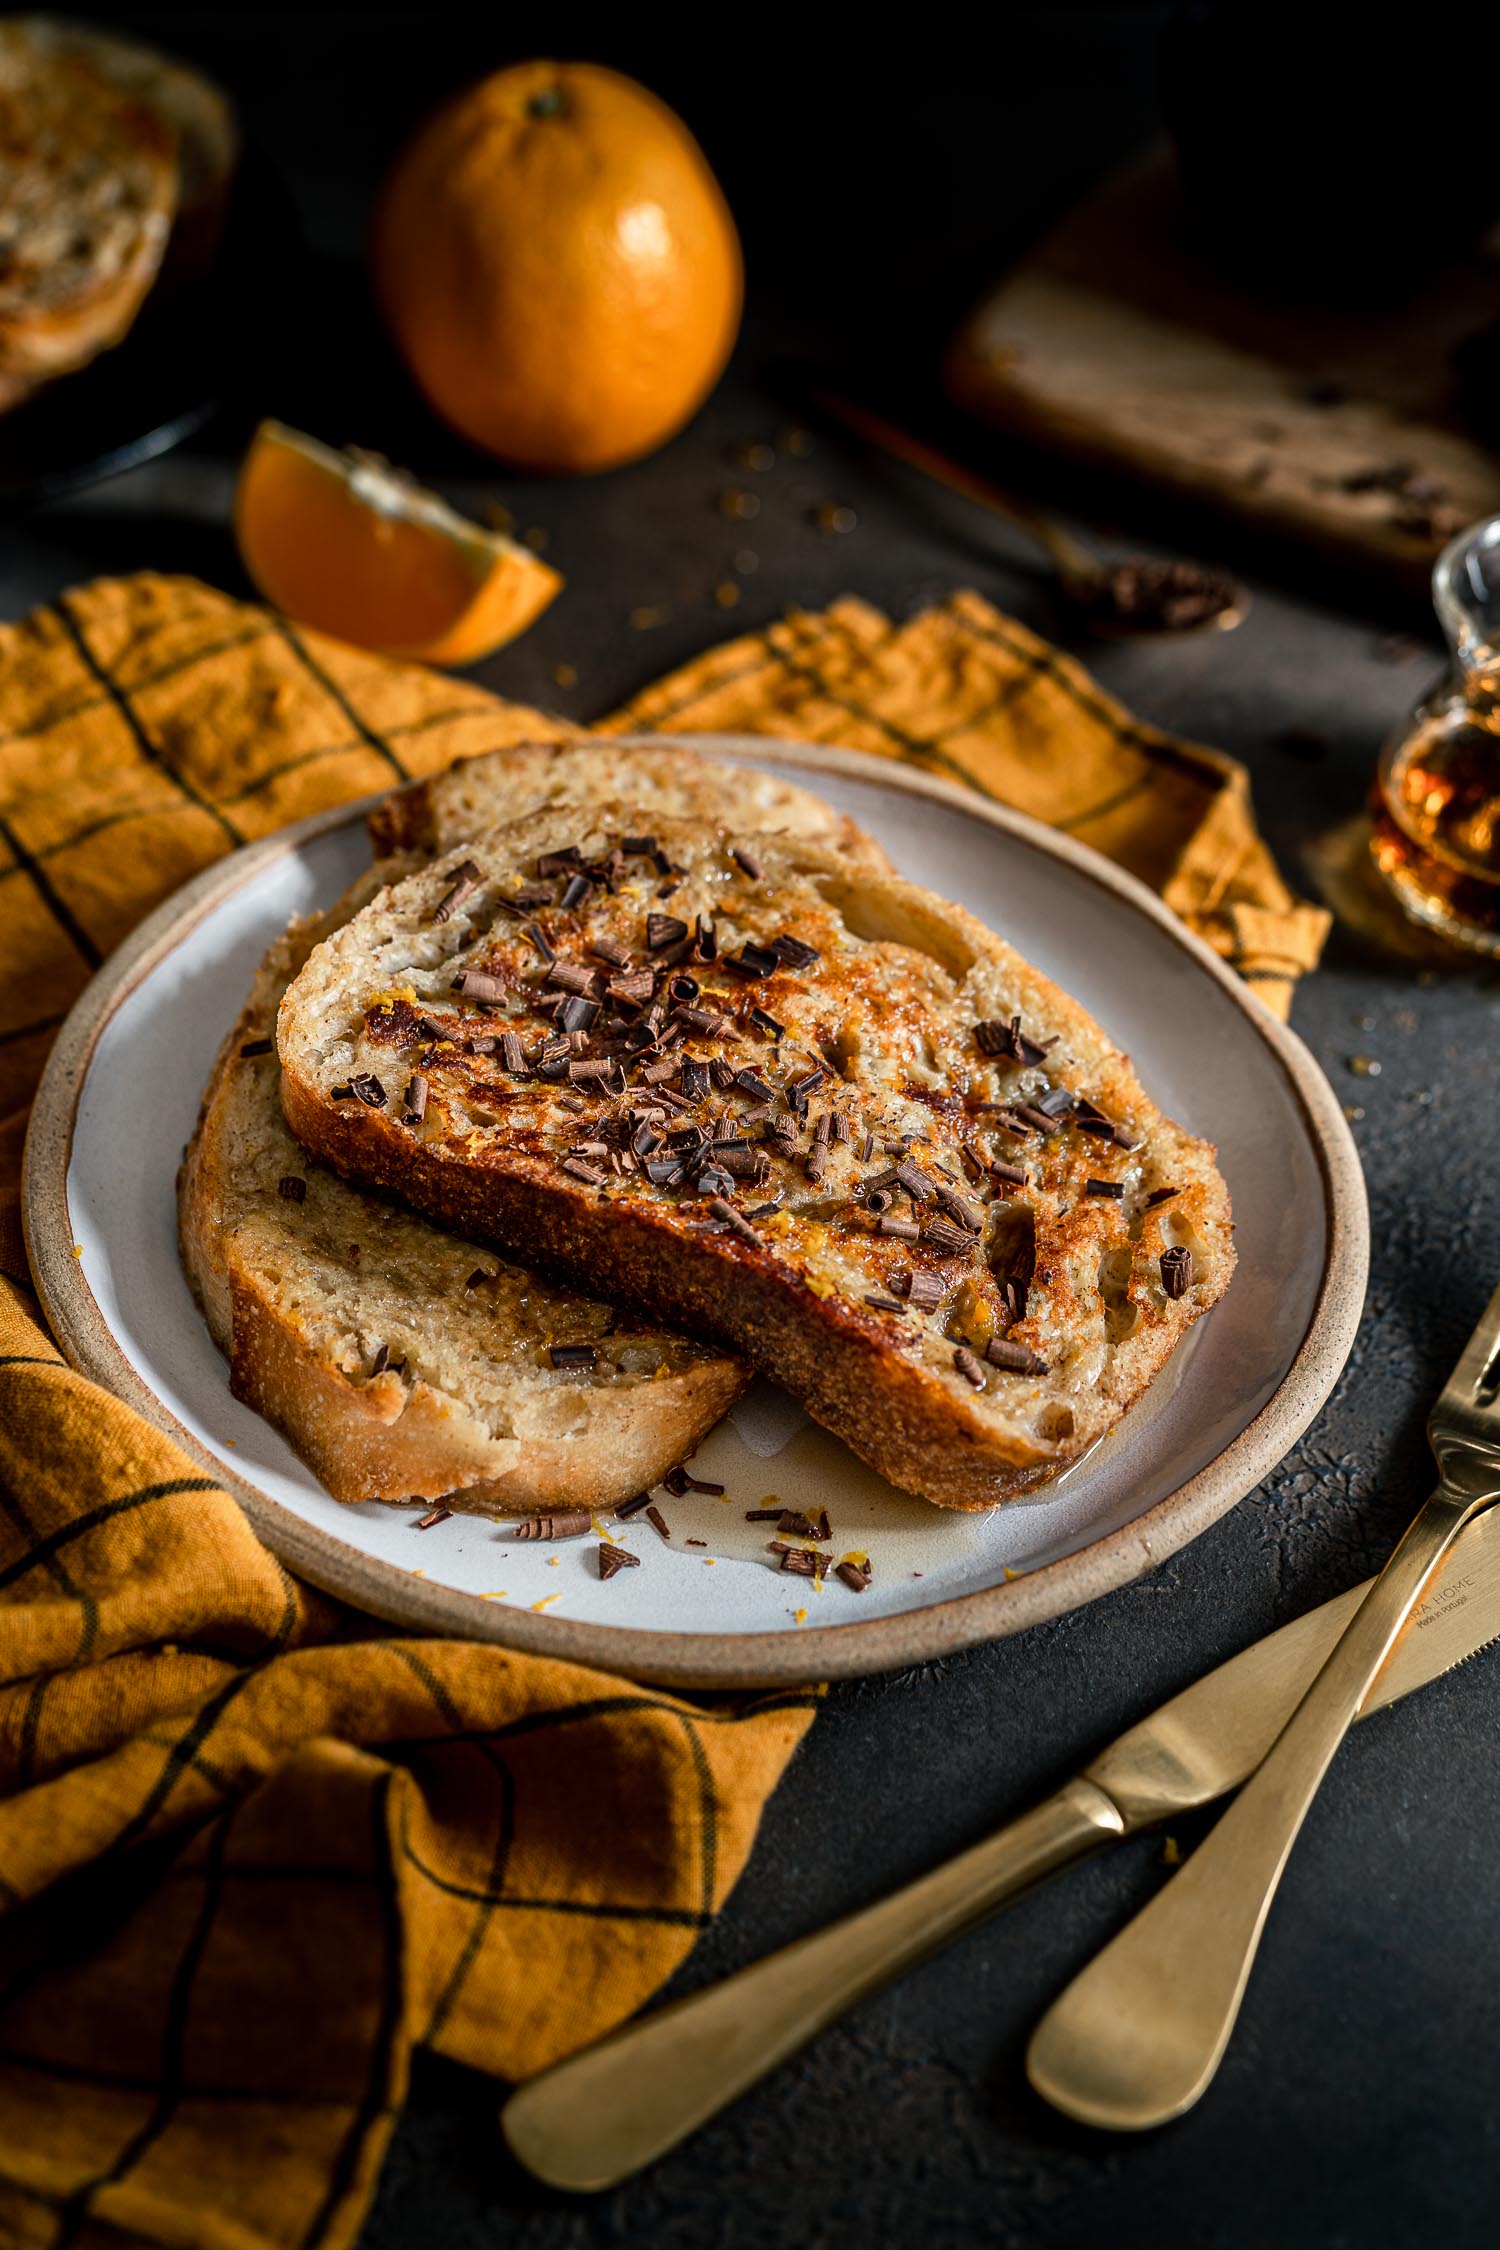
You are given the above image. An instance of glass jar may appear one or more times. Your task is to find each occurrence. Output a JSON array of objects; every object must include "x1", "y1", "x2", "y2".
[{"x1": 1371, "y1": 517, "x2": 1500, "y2": 955}]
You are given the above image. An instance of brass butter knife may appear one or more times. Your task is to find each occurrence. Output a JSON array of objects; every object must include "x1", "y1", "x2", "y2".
[
  {"x1": 501, "y1": 1503, "x2": 1500, "y2": 2191},
  {"x1": 1029, "y1": 1279, "x2": 1500, "y2": 2131}
]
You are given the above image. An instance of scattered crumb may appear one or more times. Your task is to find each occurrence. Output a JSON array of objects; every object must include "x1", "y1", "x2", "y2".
[
  {"x1": 531, "y1": 1591, "x2": 562, "y2": 1612},
  {"x1": 72, "y1": 1244, "x2": 83, "y2": 1259},
  {"x1": 480, "y1": 1591, "x2": 508, "y2": 1599},
  {"x1": 793, "y1": 1607, "x2": 808, "y2": 1623}
]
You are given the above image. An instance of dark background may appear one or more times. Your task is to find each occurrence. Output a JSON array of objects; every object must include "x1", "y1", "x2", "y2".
[{"x1": 7, "y1": 11, "x2": 1500, "y2": 2248}]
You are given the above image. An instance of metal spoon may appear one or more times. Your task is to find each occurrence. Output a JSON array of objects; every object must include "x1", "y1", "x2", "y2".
[{"x1": 815, "y1": 388, "x2": 1249, "y2": 639}]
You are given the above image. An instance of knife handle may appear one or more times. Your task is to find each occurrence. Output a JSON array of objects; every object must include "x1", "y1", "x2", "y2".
[
  {"x1": 502, "y1": 1774, "x2": 1124, "y2": 2191},
  {"x1": 1026, "y1": 1486, "x2": 1476, "y2": 2133}
]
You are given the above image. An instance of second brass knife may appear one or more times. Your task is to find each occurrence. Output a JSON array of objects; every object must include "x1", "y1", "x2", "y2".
[{"x1": 501, "y1": 1507, "x2": 1500, "y2": 2191}]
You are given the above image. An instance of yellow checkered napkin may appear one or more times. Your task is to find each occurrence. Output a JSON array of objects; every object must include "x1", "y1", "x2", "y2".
[{"x1": 0, "y1": 575, "x2": 1325, "y2": 2249}]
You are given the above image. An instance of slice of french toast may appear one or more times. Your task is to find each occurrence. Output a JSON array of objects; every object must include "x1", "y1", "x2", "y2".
[
  {"x1": 278, "y1": 809, "x2": 1235, "y2": 1512},
  {"x1": 179, "y1": 868, "x2": 743, "y2": 1514},
  {"x1": 367, "y1": 737, "x2": 892, "y2": 871},
  {"x1": 0, "y1": 22, "x2": 178, "y2": 391}
]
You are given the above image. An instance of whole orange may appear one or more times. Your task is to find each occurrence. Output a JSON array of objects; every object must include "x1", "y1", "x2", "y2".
[{"x1": 370, "y1": 60, "x2": 743, "y2": 474}]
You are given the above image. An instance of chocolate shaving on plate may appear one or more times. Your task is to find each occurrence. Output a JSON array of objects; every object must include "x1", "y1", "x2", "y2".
[
  {"x1": 598, "y1": 1542, "x2": 641, "y2": 1579},
  {"x1": 513, "y1": 1510, "x2": 592, "y2": 1541}
]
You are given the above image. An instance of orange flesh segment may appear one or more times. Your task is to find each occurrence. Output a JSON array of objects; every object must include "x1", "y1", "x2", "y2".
[{"x1": 234, "y1": 427, "x2": 561, "y2": 665}]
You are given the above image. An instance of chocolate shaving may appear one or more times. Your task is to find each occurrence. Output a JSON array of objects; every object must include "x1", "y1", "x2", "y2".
[
  {"x1": 401, "y1": 1072, "x2": 428, "y2": 1127},
  {"x1": 989, "y1": 1160, "x2": 1029, "y2": 1188},
  {"x1": 645, "y1": 1505, "x2": 672, "y2": 1543},
  {"x1": 349, "y1": 1073, "x2": 386, "y2": 1108},
  {"x1": 708, "y1": 1195, "x2": 761, "y2": 1241},
  {"x1": 731, "y1": 845, "x2": 764, "y2": 879},
  {"x1": 548, "y1": 1343, "x2": 598, "y2": 1369},
  {"x1": 614, "y1": 1491, "x2": 655, "y2": 1520},
  {"x1": 985, "y1": 1336, "x2": 1048, "y2": 1375},
  {"x1": 559, "y1": 872, "x2": 593, "y2": 912},
  {"x1": 904, "y1": 1271, "x2": 945, "y2": 1312},
  {"x1": 770, "y1": 934, "x2": 819, "y2": 969},
  {"x1": 647, "y1": 913, "x2": 689, "y2": 951},
  {"x1": 1011, "y1": 1102, "x2": 1061, "y2": 1136},
  {"x1": 934, "y1": 1186, "x2": 981, "y2": 1232},
  {"x1": 975, "y1": 1015, "x2": 1050, "y2": 1066},
  {"x1": 726, "y1": 943, "x2": 780, "y2": 980},
  {"x1": 1085, "y1": 1178, "x2": 1126, "y2": 1199},
  {"x1": 923, "y1": 1216, "x2": 975, "y2": 1255},
  {"x1": 561, "y1": 1156, "x2": 609, "y2": 1184},
  {"x1": 877, "y1": 1215, "x2": 921, "y2": 1241},
  {"x1": 1145, "y1": 1185, "x2": 1179, "y2": 1208},
  {"x1": 864, "y1": 1293, "x2": 908, "y2": 1313},
  {"x1": 522, "y1": 921, "x2": 556, "y2": 964},
  {"x1": 837, "y1": 1559, "x2": 872, "y2": 1594},
  {"x1": 415, "y1": 1507, "x2": 453, "y2": 1530},
  {"x1": 778, "y1": 1546, "x2": 822, "y2": 1577},
  {"x1": 546, "y1": 961, "x2": 599, "y2": 997},
  {"x1": 513, "y1": 1509, "x2": 592, "y2": 1541},
  {"x1": 432, "y1": 860, "x2": 482, "y2": 922},
  {"x1": 589, "y1": 935, "x2": 631, "y2": 967},
  {"x1": 557, "y1": 996, "x2": 600, "y2": 1034},
  {"x1": 275, "y1": 1174, "x2": 306, "y2": 1205},
  {"x1": 454, "y1": 968, "x2": 508, "y2": 1006},
  {"x1": 1160, "y1": 1245, "x2": 1193, "y2": 1299},
  {"x1": 662, "y1": 1463, "x2": 725, "y2": 1496},
  {"x1": 751, "y1": 1008, "x2": 784, "y2": 1039},
  {"x1": 500, "y1": 1031, "x2": 528, "y2": 1075},
  {"x1": 621, "y1": 835, "x2": 657, "y2": 857},
  {"x1": 953, "y1": 1345, "x2": 987, "y2": 1389},
  {"x1": 598, "y1": 1541, "x2": 641, "y2": 1579}
]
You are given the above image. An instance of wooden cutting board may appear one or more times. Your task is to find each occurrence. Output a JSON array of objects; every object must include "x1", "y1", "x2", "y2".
[{"x1": 946, "y1": 146, "x2": 1500, "y2": 593}]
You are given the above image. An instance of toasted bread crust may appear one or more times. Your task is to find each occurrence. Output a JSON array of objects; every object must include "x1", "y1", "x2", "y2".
[
  {"x1": 367, "y1": 737, "x2": 892, "y2": 870},
  {"x1": 0, "y1": 25, "x2": 178, "y2": 384},
  {"x1": 278, "y1": 810, "x2": 1235, "y2": 1511},
  {"x1": 180, "y1": 879, "x2": 743, "y2": 1513}
]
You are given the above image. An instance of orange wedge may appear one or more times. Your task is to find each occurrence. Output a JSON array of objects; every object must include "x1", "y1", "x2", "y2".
[{"x1": 234, "y1": 420, "x2": 563, "y2": 666}]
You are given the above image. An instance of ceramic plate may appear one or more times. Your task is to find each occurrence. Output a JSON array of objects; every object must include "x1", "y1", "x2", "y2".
[{"x1": 24, "y1": 734, "x2": 1367, "y2": 1686}]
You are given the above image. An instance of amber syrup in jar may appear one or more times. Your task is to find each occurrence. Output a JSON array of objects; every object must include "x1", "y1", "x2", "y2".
[{"x1": 1371, "y1": 521, "x2": 1500, "y2": 955}]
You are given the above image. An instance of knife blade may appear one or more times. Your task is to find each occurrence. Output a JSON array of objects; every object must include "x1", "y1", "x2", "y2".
[
  {"x1": 1086, "y1": 1499, "x2": 1500, "y2": 1824},
  {"x1": 502, "y1": 1509, "x2": 1500, "y2": 2192}
]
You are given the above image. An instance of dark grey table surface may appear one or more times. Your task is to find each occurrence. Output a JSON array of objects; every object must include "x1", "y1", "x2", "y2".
[{"x1": 7, "y1": 13, "x2": 1498, "y2": 2248}]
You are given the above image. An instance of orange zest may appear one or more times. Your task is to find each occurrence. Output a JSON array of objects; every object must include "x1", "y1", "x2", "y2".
[{"x1": 233, "y1": 420, "x2": 563, "y2": 666}]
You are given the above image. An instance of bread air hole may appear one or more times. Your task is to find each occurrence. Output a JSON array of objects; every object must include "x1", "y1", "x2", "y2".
[
  {"x1": 1037, "y1": 1403, "x2": 1075, "y2": 1443},
  {"x1": 988, "y1": 1202, "x2": 1036, "y2": 1303},
  {"x1": 808, "y1": 874, "x2": 978, "y2": 981},
  {"x1": 1099, "y1": 1244, "x2": 1140, "y2": 1343}
]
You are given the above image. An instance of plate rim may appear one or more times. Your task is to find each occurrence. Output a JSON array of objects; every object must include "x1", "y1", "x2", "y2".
[{"x1": 22, "y1": 731, "x2": 1368, "y2": 1687}]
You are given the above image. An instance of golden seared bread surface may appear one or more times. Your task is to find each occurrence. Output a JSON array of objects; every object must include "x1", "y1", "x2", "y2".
[
  {"x1": 367, "y1": 736, "x2": 892, "y2": 872},
  {"x1": 277, "y1": 808, "x2": 1235, "y2": 1511},
  {"x1": 179, "y1": 869, "x2": 743, "y2": 1513}
]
